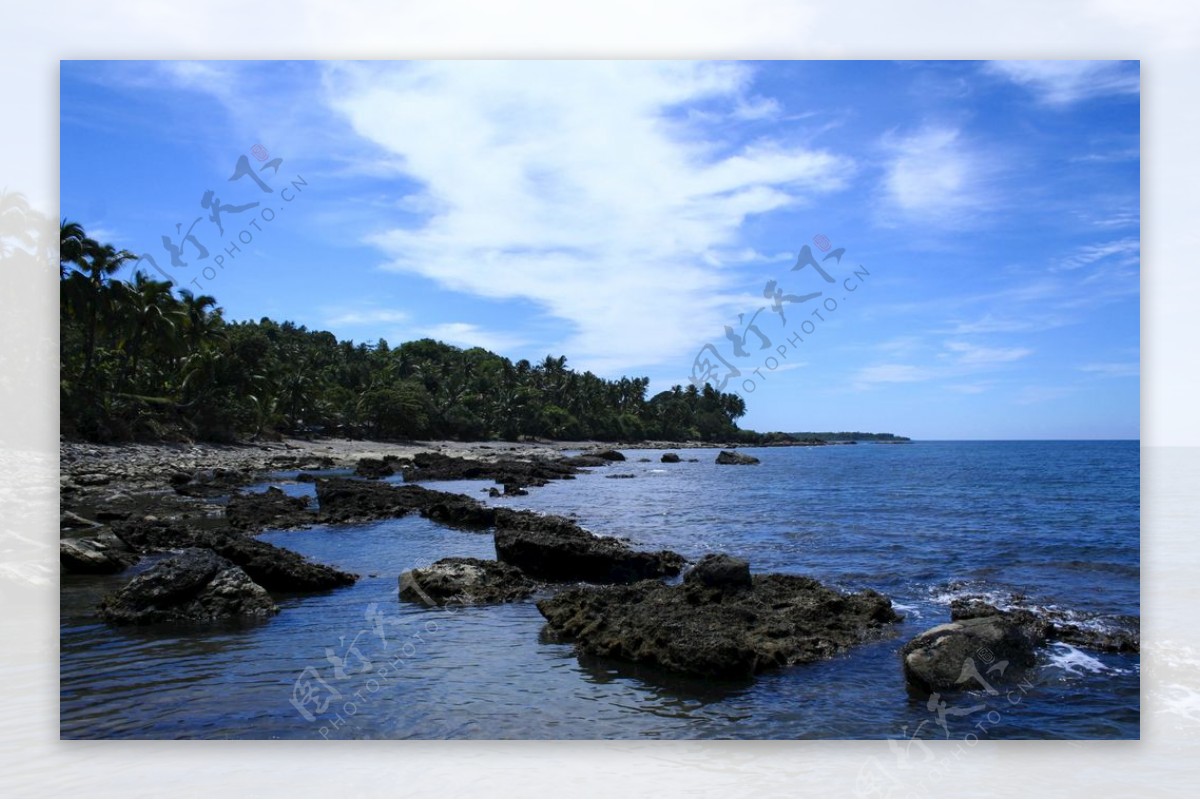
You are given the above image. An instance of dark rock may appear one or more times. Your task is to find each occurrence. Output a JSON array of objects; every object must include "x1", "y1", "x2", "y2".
[
  {"x1": 173, "y1": 467, "x2": 249, "y2": 498},
  {"x1": 560, "y1": 456, "x2": 609, "y2": 468},
  {"x1": 315, "y1": 478, "x2": 496, "y2": 529},
  {"x1": 296, "y1": 472, "x2": 319, "y2": 483},
  {"x1": 538, "y1": 568, "x2": 901, "y2": 679},
  {"x1": 637, "y1": 458, "x2": 651, "y2": 463},
  {"x1": 99, "y1": 549, "x2": 278, "y2": 625},
  {"x1": 687, "y1": 458, "x2": 700, "y2": 463},
  {"x1": 949, "y1": 596, "x2": 1139, "y2": 654},
  {"x1": 354, "y1": 457, "x2": 396, "y2": 479},
  {"x1": 494, "y1": 513, "x2": 684, "y2": 584},
  {"x1": 660, "y1": 453, "x2": 681, "y2": 463},
  {"x1": 399, "y1": 557, "x2": 535, "y2": 606},
  {"x1": 503, "y1": 483, "x2": 529, "y2": 496},
  {"x1": 586, "y1": 449, "x2": 626, "y2": 462},
  {"x1": 108, "y1": 519, "x2": 356, "y2": 592},
  {"x1": 60, "y1": 510, "x2": 102, "y2": 530},
  {"x1": 716, "y1": 450, "x2": 760, "y2": 465},
  {"x1": 226, "y1": 487, "x2": 314, "y2": 531},
  {"x1": 901, "y1": 616, "x2": 1040, "y2": 693},
  {"x1": 402, "y1": 451, "x2": 579, "y2": 491},
  {"x1": 194, "y1": 530, "x2": 357, "y2": 592},
  {"x1": 60, "y1": 531, "x2": 139, "y2": 574},
  {"x1": 685, "y1": 553, "x2": 751, "y2": 591},
  {"x1": 605, "y1": 473, "x2": 636, "y2": 479},
  {"x1": 488, "y1": 487, "x2": 502, "y2": 498}
]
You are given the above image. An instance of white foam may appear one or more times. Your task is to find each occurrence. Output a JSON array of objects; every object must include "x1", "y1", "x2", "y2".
[{"x1": 1046, "y1": 642, "x2": 1112, "y2": 676}]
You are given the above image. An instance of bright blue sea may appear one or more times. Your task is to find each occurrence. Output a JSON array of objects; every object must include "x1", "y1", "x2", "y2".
[{"x1": 60, "y1": 441, "x2": 1140, "y2": 739}]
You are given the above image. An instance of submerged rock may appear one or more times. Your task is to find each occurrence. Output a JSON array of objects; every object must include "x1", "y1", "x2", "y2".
[
  {"x1": 494, "y1": 512, "x2": 685, "y2": 584},
  {"x1": 715, "y1": 450, "x2": 759, "y2": 465},
  {"x1": 399, "y1": 557, "x2": 535, "y2": 606},
  {"x1": 99, "y1": 548, "x2": 278, "y2": 625},
  {"x1": 538, "y1": 558, "x2": 901, "y2": 679},
  {"x1": 60, "y1": 531, "x2": 139, "y2": 574},
  {"x1": 226, "y1": 487, "x2": 314, "y2": 531}
]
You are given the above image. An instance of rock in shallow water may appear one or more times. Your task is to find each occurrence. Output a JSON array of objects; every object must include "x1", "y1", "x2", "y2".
[
  {"x1": 60, "y1": 531, "x2": 139, "y2": 574},
  {"x1": 226, "y1": 487, "x2": 314, "y2": 531},
  {"x1": 99, "y1": 548, "x2": 278, "y2": 625},
  {"x1": 900, "y1": 616, "x2": 1040, "y2": 694},
  {"x1": 399, "y1": 557, "x2": 535, "y2": 606},
  {"x1": 715, "y1": 450, "x2": 759, "y2": 465},
  {"x1": 537, "y1": 559, "x2": 901, "y2": 679},
  {"x1": 494, "y1": 513, "x2": 685, "y2": 584}
]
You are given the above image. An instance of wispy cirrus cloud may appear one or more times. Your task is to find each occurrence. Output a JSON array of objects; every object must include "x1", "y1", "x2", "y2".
[
  {"x1": 1054, "y1": 237, "x2": 1140, "y2": 272},
  {"x1": 1080, "y1": 361, "x2": 1139, "y2": 378},
  {"x1": 983, "y1": 60, "x2": 1139, "y2": 106},
  {"x1": 323, "y1": 61, "x2": 851, "y2": 375}
]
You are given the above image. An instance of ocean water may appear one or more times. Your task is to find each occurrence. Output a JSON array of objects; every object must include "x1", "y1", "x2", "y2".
[{"x1": 59, "y1": 441, "x2": 1140, "y2": 740}]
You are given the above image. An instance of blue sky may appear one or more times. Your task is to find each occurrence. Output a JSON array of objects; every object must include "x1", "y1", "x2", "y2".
[{"x1": 60, "y1": 60, "x2": 1139, "y2": 440}]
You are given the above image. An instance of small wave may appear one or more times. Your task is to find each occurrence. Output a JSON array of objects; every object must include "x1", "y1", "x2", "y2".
[
  {"x1": 890, "y1": 602, "x2": 923, "y2": 619},
  {"x1": 1045, "y1": 642, "x2": 1118, "y2": 676}
]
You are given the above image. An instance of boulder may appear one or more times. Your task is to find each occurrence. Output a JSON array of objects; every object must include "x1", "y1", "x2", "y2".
[
  {"x1": 99, "y1": 548, "x2": 278, "y2": 625},
  {"x1": 949, "y1": 596, "x2": 1139, "y2": 654},
  {"x1": 173, "y1": 467, "x2": 249, "y2": 498},
  {"x1": 226, "y1": 487, "x2": 314, "y2": 531},
  {"x1": 685, "y1": 553, "x2": 751, "y2": 591},
  {"x1": 108, "y1": 519, "x2": 356, "y2": 592},
  {"x1": 716, "y1": 450, "x2": 760, "y2": 465},
  {"x1": 901, "y1": 616, "x2": 1040, "y2": 693},
  {"x1": 493, "y1": 511, "x2": 685, "y2": 584},
  {"x1": 194, "y1": 530, "x2": 357, "y2": 592},
  {"x1": 586, "y1": 449, "x2": 626, "y2": 462},
  {"x1": 354, "y1": 457, "x2": 396, "y2": 479},
  {"x1": 60, "y1": 531, "x2": 139, "y2": 574},
  {"x1": 660, "y1": 453, "x2": 681, "y2": 463},
  {"x1": 560, "y1": 456, "x2": 609, "y2": 468},
  {"x1": 399, "y1": 557, "x2": 535, "y2": 606},
  {"x1": 60, "y1": 510, "x2": 102, "y2": 530},
  {"x1": 538, "y1": 561, "x2": 901, "y2": 679}
]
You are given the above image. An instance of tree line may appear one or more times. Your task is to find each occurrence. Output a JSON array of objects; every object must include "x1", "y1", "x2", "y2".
[{"x1": 60, "y1": 222, "x2": 759, "y2": 444}]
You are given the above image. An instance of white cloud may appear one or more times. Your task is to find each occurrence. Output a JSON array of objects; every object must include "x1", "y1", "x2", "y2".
[
  {"x1": 983, "y1": 61, "x2": 1139, "y2": 106},
  {"x1": 323, "y1": 61, "x2": 850, "y2": 375},
  {"x1": 852, "y1": 363, "x2": 931, "y2": 388},
  {"x1": 945, "y1": 313, "x2": 1070, "y2": 335},
  {"x1": 323, "y1": 308, "x2": 410, "y2": 327},
  {"x1": 417, "y1": 322, "x2": 527, "y2": 354},
  {"x1": 879, "y1": 126, "x2": 989, "y2": 225},
  {"x1": 1080, "y1": 361, "x2": 1139, "y2": 378},
  {"x1": 942, "y1": 340, "x2": 1033, "y2": 367}
]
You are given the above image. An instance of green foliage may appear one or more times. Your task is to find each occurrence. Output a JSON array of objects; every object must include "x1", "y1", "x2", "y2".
[{"x1": 59, "y1": 223, "x2": 753, "y2": 444}]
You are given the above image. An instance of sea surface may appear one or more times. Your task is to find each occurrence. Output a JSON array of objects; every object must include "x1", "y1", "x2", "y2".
[{"x1": 59, "y1": 440, "x2": 1140, "y2": 740}]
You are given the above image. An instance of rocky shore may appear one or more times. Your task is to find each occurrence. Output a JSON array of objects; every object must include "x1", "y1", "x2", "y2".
[{"x1": 60, "y1": 436, "x2": 1136, "y2": 687}]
